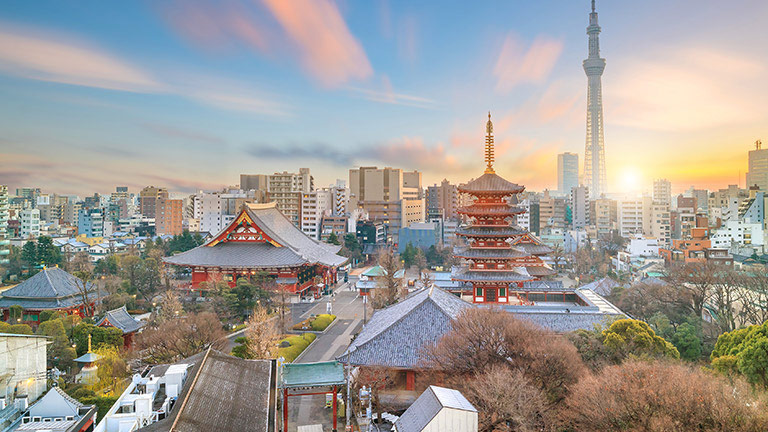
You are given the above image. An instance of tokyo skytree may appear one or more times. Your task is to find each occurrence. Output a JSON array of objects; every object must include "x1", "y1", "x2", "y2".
[{"x1": 583, "y1": 0, "x2": 607, "y2": 197}]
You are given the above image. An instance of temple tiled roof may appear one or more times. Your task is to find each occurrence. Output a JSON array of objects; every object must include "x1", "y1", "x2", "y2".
[
  {"x1": 97, "y1": 305, "x2": 145, "y2": 334},
  {"x1": 525, "y1": 266, "x2": 557, "y2": 277},
  {"x1": 509, "y1": 310, "x2": 623, "y2": 333},
  {"x1": 164, "y1": 202, "x2": 347, "y2": 269},
  {"x1": 518, "y1": 280, "x2": 567, "y2": 292},
  {"x1": 0, "y1": 267, "x2": 97, "y2": 309},
  {"x1": 578, "y1": 277, "x2": 620, "y2": 297},
  {"x1": 164, "y1": 243, "x2": 308, "y2": 268},
  {"x1": 459, "y1": 172, "x2": 524, "y2": 194},
  {"x1": 338, "y1": 287, "x2": 472, "y2": 368}
]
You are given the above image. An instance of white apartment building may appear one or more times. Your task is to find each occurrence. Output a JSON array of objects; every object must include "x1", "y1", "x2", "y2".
[
  {"x1": 746, "y1": 140, "x2": 768, "y2": 192},
  {"x1": 95, "y1": 364, "x2": 190, "y2": 432},
  {"x1": 0, "y1": 333, "x2": 48, "y2": 403},
  {"x1": 710, "y1": 220, "x2": 766, "y2": 250},
  {"x1": 191, "y1": 192, "x2": 222, "y2": 234},
  {"x1": 652, "y1": 179, "x2": 672, "y2": 206},
  {"x1": 627, "y1": 235, "x2": 661, "y2": 256},
  {"x1": 618, "y1": 197, "x2": 650, "y2": 238},
  {"x1": 330, "y1": 180, "x2": 350, "y2": 216},
  {"x1": 20, "y1": 208, "x2": 41, "y2": 239},
  {"x1": 517, "y1": 199, "x2": 532, "y2": 231},
  {"x1": 300, "y1": 189, "x2": 332, "y2": 240}
]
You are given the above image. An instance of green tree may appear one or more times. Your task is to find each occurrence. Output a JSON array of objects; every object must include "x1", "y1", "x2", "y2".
[
  {"x1": 37, "y1": 318, "x2": 77, "y2": 369},
  {"x1": 603, "y1": 319, "x2": 680, "y2": 361},
  {"x1": 326, "y1": 232, "x2": 341, "y2": 245},
  {"x1": 8, "y1": 305, "x2": 23, "y2": 323},
  {"x1": 134, "y1": 258, "x2": 161, "y2": 302},
  {"x1": 72, "y1": 323, "x2": 123, "y2": 355},
  {"x1": 671, "y1": 322, "x2": 703, "y2": 361},
  {"x1": 401, "y1": 243, "x2": 417, "y2": 268},
  {"x1": 711, "y1": 322, "x2": 768, "y2": 387},
  {"x1": 0, "y1": 322, "x2": 33, "y2": 334},
  {"x1": 36, "y1": 236, "x2": 62, "y2": 266},
  {"x1": 94, "y1": 255, "x2": 120, "y2": 276},
  {"x1": 340, "y1": 234, "x2": 363, "y2": 263},
  {"x1": 21, "y1": 241, "x2": 37, "y2": 268},
  {"x1": 167, "y1": 230, "x2": 204, "y2": 255}
]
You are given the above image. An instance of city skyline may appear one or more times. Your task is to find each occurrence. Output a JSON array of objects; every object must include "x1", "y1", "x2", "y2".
[{"x1": 2, "y1": 0, "x2": 768, "y2": 196}]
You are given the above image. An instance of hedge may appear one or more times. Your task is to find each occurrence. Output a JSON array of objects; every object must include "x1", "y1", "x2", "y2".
[
  {"x1": 277, "y1": 333, "x2": 317, "y2": 362},
  {"x1": 311, "y1": 314, "x2": 336, "y2": 331}
]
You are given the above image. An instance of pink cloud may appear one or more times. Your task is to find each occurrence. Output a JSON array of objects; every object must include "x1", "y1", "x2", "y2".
[
  {"x1": 493, "y1": 34, "x2": 563, "y2": 92},
  {"x1": 347, "y1": 74, "x2": 434, "y2": 108},
  {"x1": 261, "y1": 0, "x2": 373, "y2": 87},
  {"x1": 0, "y1": 25, "x2": 162, "y2": 93}
]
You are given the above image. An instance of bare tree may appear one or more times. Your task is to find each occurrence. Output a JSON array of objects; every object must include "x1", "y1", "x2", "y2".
[
  {"x1": 465, "y1": 366, "x2": 548, "y2": 432},
  {"x1": 132, "y1": 312, "x2": 227, "y2": 364},
  {"x1": 243, "y1": 305, "x2": 281, "y2": 359},
  {"x1": 372, "y1": 248, "x2": 404, "y2": 309},
  {"x1": 561, "y1": 360, "x2": 768, "y2": 431}
]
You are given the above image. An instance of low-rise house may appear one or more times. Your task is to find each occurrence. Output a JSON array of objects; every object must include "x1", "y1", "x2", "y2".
[
  {"x1": 4, "y1": 387, "x2": 96, "y2": 432},
  {"x1": 355, "y1": 265, "x2": 406, "y2": 296},
  {"x1": 394, "y1": 386, "x2": 477, "y2": 432}
]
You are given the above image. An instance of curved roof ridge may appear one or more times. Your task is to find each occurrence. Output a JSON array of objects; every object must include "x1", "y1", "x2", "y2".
[{"x1": 43, "y1": 268, "x2": 59, "y2": 297}]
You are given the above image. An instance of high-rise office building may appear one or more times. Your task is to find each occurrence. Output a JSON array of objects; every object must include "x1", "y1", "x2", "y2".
[
  {"x1": 570, "y1": 185, "x2": 590, "y2": 229},
  {"x1": 139, "y1": 186, "x2": 169, "y2": 219},
  {"x1": 557, "y1": 153, "x2": 579, "y2": 196},
  {"x1": 746, "y1": 140, "x2": 768, "y2": 191},
  {"x1": 583, "y1": 0, "x2": 607, "y2": 198}
]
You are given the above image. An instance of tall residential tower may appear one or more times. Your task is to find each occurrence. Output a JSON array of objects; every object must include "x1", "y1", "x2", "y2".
[{"x1": 583, "y1": 0, "x2": 607, "y2": 198}]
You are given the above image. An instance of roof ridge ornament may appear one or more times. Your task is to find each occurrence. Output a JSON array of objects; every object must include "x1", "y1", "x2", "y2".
[{"x1": 484, "y1": 112, "x2": 495, "y2": 174}]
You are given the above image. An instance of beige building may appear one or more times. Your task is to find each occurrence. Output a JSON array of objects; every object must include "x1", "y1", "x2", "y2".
[
  {"x1": 539, "y1": 190, "x2": 566, "y2": 233},
  {"x1": 139, "y1": 186, "x2": 169, "y2": 219},
  {"x1": 349, "y1": 167, "x2": 424, "y2": 241},
  {"x1": 618, "y1": 196, "x2": 651, "y2": 239},
  {"x1": 746, "y1": 140, "x2": 768, "y2": 192},
  {"x1": 591, "y1": 198, "x2": 617, "y2": 239},
  {"x1": 649, "y1": 203, "x2": 671, "y2": 246},
  {"x1": 267, "y1": 168, "x2": 312, "y2": 226},
  {"x1": 652, "y1": 178, "x2": 671, "y2": 206}
]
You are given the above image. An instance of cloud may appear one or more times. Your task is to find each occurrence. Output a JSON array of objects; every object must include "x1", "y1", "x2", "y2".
[
  {"x1": 493, "y1": 34, "x2": 563, "y2": 92},
  {"x1": 608, "y1": 46, "x2": 766, "y2": 131},
  {"x1": 142, "y1": 123, "x2": 226, "y2": 145},
  {"x1": 347, "y1": 74, "x2": 435, "y2": 108},
  {"x1": 0, "y1": 23, "x2": 288, "y2": 117},
  {"x1": 365, "y1": 137, "x2": 467, "y2": 172},
  {"x1": 261, "y1": 0, "x2": 373, "y2": 87},
  {"x1": 245, "y1": 142, "x2": 355, "y2": 165},
  {"x1": 0, "y1": 24, "x2": 162, "y2": 93},
  {"x1": 161, "y1": 1, "x2": 271, "y2": 53}
]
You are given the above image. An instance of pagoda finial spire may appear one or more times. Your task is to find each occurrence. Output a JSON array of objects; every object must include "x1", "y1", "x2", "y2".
[
  {"x1": 592, "y1": 0, "x2": 596, "y2": 13},
  {"x1": 485, "y1": 112, "x2": 495, "y2": 174}
]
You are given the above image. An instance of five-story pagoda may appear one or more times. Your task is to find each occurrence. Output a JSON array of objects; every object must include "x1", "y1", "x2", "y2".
[{"x1": 452, "y1": 114, "x2": 554, "y2": 304}]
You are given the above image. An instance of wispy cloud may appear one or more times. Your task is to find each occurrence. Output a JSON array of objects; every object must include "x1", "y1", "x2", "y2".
[
  {"x1": 347, "y1": 74, "x2": 435, "y2": 108},
  {"x1": 261, "y1": 0, "x2": 373, "y2": 87},
  {"x1": 0, "y1": 24, "x2": 162, "y2": 93},
  {"x1": 493, "y1": 34, "x2": 563, "y2": 92},
  {"x1": 142, "y1": 123, "x2": 226, "y2": 145},
  {"x1": 0, "y1": 23, "x2": 289, "y2": 117},
  {"x1": 608, "y1": 46, "x2": 766, "y2": 131}
]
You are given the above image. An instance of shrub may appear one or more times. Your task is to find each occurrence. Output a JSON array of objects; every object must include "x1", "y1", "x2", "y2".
[
  {"x1": 310, "y1": 314, "x2": 336, "y2": 331},
  {"x1": 276, "y1": 333, "x2": 317, "y2": 362},
  {"x1": 561, "y1": 360, "x2": 768, "y2": 431}
]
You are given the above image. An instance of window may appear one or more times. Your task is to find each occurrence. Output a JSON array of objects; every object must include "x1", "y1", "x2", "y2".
[
  {"x1": 499, "y1": 287, "x2": 506, "y2": 297},
  {"x1": 475, "y1": 287, "x2": 483, "y2": 297}
]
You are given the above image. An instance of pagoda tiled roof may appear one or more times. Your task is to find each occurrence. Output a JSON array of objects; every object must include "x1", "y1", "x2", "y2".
[
  {"x1": 456, "y1": 226, "x2": 527, "y2": 237},
  {"x1": 164, "y1": 202, "x2": 347, "y2": 269},
  {"x1": 451, "y1": 268, "x2": 535, "y2": 283},
  {"x1": 515, "y1": 243, "x2": 553, "y2": 255},
  {"x1": 338, "y1": 287, "x2": 472, "y2": 368},
  {"x1": 459, "y1": 172, "x2": 524, "y2": 194},
  {"x1": 525, "y1": 266, "x2": 557, "y2": 277},
  {"x1": 458, "y1": 204, "x2": 525, "y2": 215},
  {"x1": 453, "y1": 247, "x2": 528, "y2": 259},
  {"x1": 0, "y1": 267, "x2": 98, "y2": 309}
]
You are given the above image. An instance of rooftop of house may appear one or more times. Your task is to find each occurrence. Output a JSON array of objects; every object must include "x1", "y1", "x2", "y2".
[
  {"x1": 394, "y1": 386, "x2": 476, "y2": 432},
  {"x1": 0, "y1": 267, "x2": 98, "y2": 309}
]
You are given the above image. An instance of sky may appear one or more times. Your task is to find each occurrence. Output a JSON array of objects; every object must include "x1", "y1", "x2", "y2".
[{"x1": 1, "y1": 0, "x2": 767, "y2": 197}]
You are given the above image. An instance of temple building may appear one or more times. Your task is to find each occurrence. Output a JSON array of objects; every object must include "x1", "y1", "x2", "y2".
[
  {"x1": 164, "y1": 202, "x2": 347, "y2": 298},
  {"x1": 97, "y1": 305, "x2": 146, "y2": 348},
  {"x1": 452, "y1": 114, "x2": 555, "y2": 304},
  {"x1": 0, "y1": 267, "x2": 100, "y2": 324}
]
